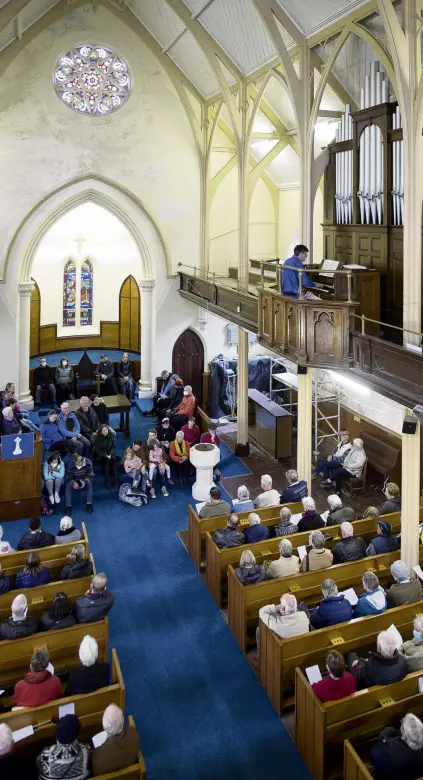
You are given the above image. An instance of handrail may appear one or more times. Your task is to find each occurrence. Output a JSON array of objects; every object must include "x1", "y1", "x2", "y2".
[
  {"x1": 258, "y1": 262, "x2": 354, "y2": 302},
  {"x1": 351, "y1": 312, "x2": 423, "y2": 341},
  {"x1": 177, "y1": 263, "x2": 253, "y2": 296}
]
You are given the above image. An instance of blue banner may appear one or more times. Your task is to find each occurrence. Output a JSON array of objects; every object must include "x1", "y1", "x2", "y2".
[{"x1": 1, "y1": 432, "x2": 34, "y2": 460}]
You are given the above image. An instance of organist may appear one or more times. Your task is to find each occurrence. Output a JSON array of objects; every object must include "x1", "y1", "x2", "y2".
[{"x1": 280, "y1": 245, "x2": 326, "y2": 299}]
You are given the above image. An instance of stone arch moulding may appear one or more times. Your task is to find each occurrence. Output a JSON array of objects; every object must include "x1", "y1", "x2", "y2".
[{"x1": 2, "y1": 174, "x2": 171, "y2": 285}]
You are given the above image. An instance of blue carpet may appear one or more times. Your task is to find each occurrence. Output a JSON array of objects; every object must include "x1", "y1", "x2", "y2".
[
  {"x1": 5, "y1": 408, "x2": 311, "y2": 780},
  {"x1": 30, "y1": 350, "x2": 139, "y2": 368}
]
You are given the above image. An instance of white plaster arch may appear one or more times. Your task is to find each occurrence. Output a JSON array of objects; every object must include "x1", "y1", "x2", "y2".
[{"x1": 3, "y1": 174, "x2": 171, "y2": 286}]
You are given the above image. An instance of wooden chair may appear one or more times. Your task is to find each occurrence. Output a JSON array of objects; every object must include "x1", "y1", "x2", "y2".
[
  {"x1": 187, "y1": 501, "x2": 303, "y2": 572},
  {"x1": 343, "y1": 458, "x2": 368, "y2": 497},
  {"x1": 344, "y1": 740, "x2": 375, "y2": 780},
  {"x1": 205, "y1": 511, "x2": 403, "y2": 608}
]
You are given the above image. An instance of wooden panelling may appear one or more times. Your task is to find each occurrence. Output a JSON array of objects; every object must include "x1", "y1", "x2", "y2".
[
  {"x1": 30, "y1": 281, "x2": 40, "y2": 357},
  {"x1": 0, "y1": 438, "x2": 42, "y2": 522},
  {"x1": 35, "y1": 321, "x2": 120, "y2": 356},
  {"x1": 119, "y1": 275, "x2": 140, "y2": 353}
]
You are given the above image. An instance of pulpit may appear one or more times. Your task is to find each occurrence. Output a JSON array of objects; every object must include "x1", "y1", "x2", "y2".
[
  {"x1": 190, "y1": 443, "x2": 220, "y2": 501},
  {"x1": 0, "y1": 436, "x2": 42, "y2": 521}
]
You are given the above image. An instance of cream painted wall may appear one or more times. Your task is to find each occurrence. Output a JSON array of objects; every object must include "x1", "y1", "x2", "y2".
[
  {"x1": 278, "y1": 187, "x2": 301, "y2": 259},
  {"x1": 313, "y1": 187, "x2": 324, "y2": 262}
]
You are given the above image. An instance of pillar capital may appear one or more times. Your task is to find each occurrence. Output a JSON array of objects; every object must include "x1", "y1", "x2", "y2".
[
  {"x1": 18, "y1": 281, "x2": 35, "y2": 297},
  {"x1": 139, "y1": 278, "x2": 155, "y2": 292}
]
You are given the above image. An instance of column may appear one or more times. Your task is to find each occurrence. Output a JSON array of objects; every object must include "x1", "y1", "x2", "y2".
[
  {"x1": 18, "y1": 281, "x2": 35, "y2": 409},
  {"x1": 235, "y1": 327, "x2": 250, "y2": 457},
  {"x1": 138, "y1": 278, "x2": 155, "y2": 398},
  {"x1": 296, "y1": 367, "x2": 313, "y2": 492},
  {"x1": 400, "y1": 412, "x2": 421, "y2": 569}
]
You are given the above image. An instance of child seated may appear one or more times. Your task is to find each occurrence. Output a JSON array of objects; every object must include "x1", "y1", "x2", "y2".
[
  {"x1": 123, "y1": 447, "x2": 147, "y2": 492},
  {"x1": 149, "y1": 442, "x2": 173, "y2": 485}
]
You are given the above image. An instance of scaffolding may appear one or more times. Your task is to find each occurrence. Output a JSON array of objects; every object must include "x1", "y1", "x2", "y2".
[{"x1": 269, "y1": 358, "x2": 342, "y2": 460}]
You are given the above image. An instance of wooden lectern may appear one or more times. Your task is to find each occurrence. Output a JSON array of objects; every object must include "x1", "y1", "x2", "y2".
[{"x1": 0, "y1": 436, "x2": 42, "y2": 522}]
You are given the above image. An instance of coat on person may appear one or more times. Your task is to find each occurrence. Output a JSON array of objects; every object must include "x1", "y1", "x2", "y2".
[
  {"x1": 274, "y1": 518, "x2": 298, "y2": 536},
  {"x1": 379, "y1": 498, "x2": 401, "y2": 515},
  {"x1": 354, "y1": 650, "x2": 408, "y2": 690},
  {"x1": 310, "y1": 594, "x2": 354, "y2": 629},
  {"x1": 267, "y1": 554, "x2": 300, "y2": 579},
  {"x1": 354, "y1": 587, "x2": 387, "y2": 617},
  {"x1": 0, "y1": 572, "x2": 11, "y2": 593},
  {"x1": 43, "y1": 458, "x2": 65, "y2": 483},
  {"x1": 58, "y1": 411, "x2": 80, "y2": 439},
  {"x1": 93, "y1": 430, "x2": 116, "y2": 460},
  {"x1": 244, "y1": 524, "x2": 270, "y2": 543},
  {"x1": 342, "y1": 447, "x2": 367, "y2": 477},
  {"x1": 40, "y1": 611, "x2": 78, "y2": 631},
  {"x1": 370, "y1": 726, "x2": 423, "y2": 780},
  {"x1": 12, "y1": 670, "x2": 62, "y2": 708},
  {"x1": 280, "y1": 480, "x2": 308, "y2": 504},
  {"x1": 326, "y1": 505, "x2": 355, "y2": 526},
  {"x1": 297, "y1": 510, "x2": 325, "y2": 533},
  {"x1": 211, "y1": 528, "x2": 246, "y2": 548},
  {"x1": 254, "y1": 489, "x2": 281, "y2": 509},
  {"x1": 40, "y1": 420, "x2": 65, "y2": 449},
  {"x1": 259, "y1": 605, "x2": 309, "y2": 639},
  {"x1": 400, "y1": 638, "x2": 423, "y2": 672},
  {"x1": 66, "y1": 662, "x2": 110, "y2": 696},
  {"x1": 75, "y1": 407, "x2": 100, "y2": 441},
  {"x1": 331, "y1": 536, "x2": 366, "y2": 564},
  {"x1": 198, "y1": 498, "x2": 231, "y2": 519},
  {"x1": 366, "y1": 530, "x2": 399, "y2": 557},
  {"x1": 61, "y1": 558, "x2": 93, "y2": 580},
  {"x1": 74, "y1": 590, "x2": 115, "y2": 623},
  {"x1": 235, "y1": 564, "x2": 267, "y2": 585},
  {"x1": 1, "y1": 412, "x2": 21, "y2": 436},
  {"x1": 54, "y1": 525, "x2": 82, "y2": 545},
  {"x1": 65, "y1": 458, "x2": 94, "y2": 484},
  {"x1": 15, "y1": 566, "x2": 51, "y2": 589},
  {"x1": 17, "y1": 528, "x2": 55, "y2": 551},
  {"x1": 92, "y1": 725, "x2": 140, "y2": 776},
  {"x1": 312, "y1": 672, "x2": 356, "y2": 702},
  {"x1": 386, "y1": 578, "x2": 423, "y2": 608},
  {"x1": 0, "y1": 615, "x2": 39, "y2": 640},
  {"x1": 300, "y1": 547, "x2": 333, "y2": 572}
]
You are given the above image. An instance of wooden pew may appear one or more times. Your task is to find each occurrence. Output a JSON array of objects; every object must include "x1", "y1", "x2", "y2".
[
  {"x1": 188, "y1": 501, "x2": 303, "y2": 572},
  {"x1": 343, "y1": 740, "x2": 374, "y2": 780},
  {"x1": 206, "y1": 512, "x2": 402, "y2": 607},
  {"x1": 261, "y1": 599, "x2": 423, "y2": 714},
  {"x1": 96, "y1": 716, "x2": 146, "y2": 779},
  {"x1": 0, "y1": 521, "x2": 89, "y2": 578},
  {"x1": 296, "y1": 666, "x2": 423, "y2": 780},
  {"x1": 0, "y1": 617, "x2": 109, "y2": 688},
  {"x1": 228, "y1": 545, "x2": 411, "y2": 653}
]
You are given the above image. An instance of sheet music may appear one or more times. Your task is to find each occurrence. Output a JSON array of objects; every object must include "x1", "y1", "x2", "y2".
[
  {"x1": 59, "y1": 702, "x2": 75, "y2": 718},
  {"x1": 321, "y1": 510, "x2": 329, "y2": 523},
  {"x1": 13, "y1": 725, "x2": 34, "y2": 742},
  {"x1": 297, "y1": 545, "x2": 307, "y2": 562},
  {"x1": 319, "y1": 259, "x2": 339, "y2": 279},
  {"x1": 343, "y1": 264, "x2": 367, "y2": 270},
  {"x1": 305, "y1": 665, "x2": 322, "y2": 685},
  {"x1": 340, "y1": 588, "x2": 358, "y2": 606},
  {"x1": 387, "y1": 623, "x2": 403, "y2": 650},
  {"x1": 290, "y1": 513, "x2": 302, "y2": 527},
  {"x1": 92, "y1": 730, "x2": 108, "y2": 748}
]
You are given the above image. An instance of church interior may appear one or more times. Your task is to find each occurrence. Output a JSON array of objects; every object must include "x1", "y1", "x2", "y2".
[{"x1": 2, "y1": 0, "x2": 423, "y2": 778}]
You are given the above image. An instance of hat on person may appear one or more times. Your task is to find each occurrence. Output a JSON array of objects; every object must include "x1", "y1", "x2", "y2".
[
  {"x1": 377, "y1": 519, "x2": 392, "y2": 535},
  {"x1": 56, "y1": 714, "x2": 80, "y2": 744}
]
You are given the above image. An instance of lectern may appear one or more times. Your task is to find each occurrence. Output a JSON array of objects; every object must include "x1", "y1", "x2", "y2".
[{"x1": 0, "y1": 436, "x2": 42, "y2": 521}]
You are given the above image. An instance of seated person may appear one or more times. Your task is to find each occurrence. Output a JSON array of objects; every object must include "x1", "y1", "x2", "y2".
[
  {"x1": 325, "y1": 494, "x2": 355, "y2": 526},
  {"x1": 0, "y1": 525, "x2": 14, "y2": 554},
  {"x1": 12, "y1": 648, "x2": 61, "y2": 708},
  {"x1": 0, "y1": 566, "x2": 11, "y2": 594},
  {"x1": 379, "y1": 481, "x2": 401, "y2": 515},
  {"x1": 16, "y1": 551, "x2": 51, "y2": 589},
  {"x1": 366, "y1": 519, "x2": 399, "y2": 556},
  {"x1": 274, "y1": 506, "x2": 298, "y2": 536},
  {"x1": 90, "y1": 394, "x2": 109, "y2": 425},
  {"x1": 8, "y1": 397, "x2": 39, "y2": 433},
  {"x1": 149, "y1": 440, "x2": 171, "y2": 497},
  {"x1": 123, "y1": 446, "x2": 147, "y2": 492},
  {"x1": 159, "y1": 377, "x2": 184, "y2": 421},
  {"x1": 117, "y1": 352, "x2": 135, "y2": 400},
  {"x1": 181, "y1": 416, "x2": 200, "y2": 446},
  {"x1": 232, "y1": 485, "x2": 254, "y2": 512},
  {"x1": 312, "y1": 650, "x2": 356, "y2": 702},
  {"x1": 370, "y1": 712, "x2": 423, "y2": 780},
  {"x1": 244, "y1": 512, "x2": 270, "y2": 544},
  {"x1": 65, "y1": 453, "x2": 94, "y2": 515},
  {"x1": 41, "y1": 409, "x2": 71, "y2": 456},
  {"x1": 300, "y1": 530, "x2": 333, "y2": 572},
  {"x1": 329, "y1": 438, "x2": 366, "y2": 494},
  {"x1": 281, "y1": 244, "x2": 324, "y2": 299},
  {"x1": 297, "y1": 496, "x2": 324, "y2": 533},
  {"x1": 170, "y1": 384, "x2": 196, "y2": 431},
  {"x1": 314, "y1": 431, "x2": 352, "y2": 484},
  {"x1": 355, "y1": 571, "x2": 387, "y2": 617},
  {"x1": 267, "y1": 538, "x2": 299, "y2": 579},
  {"x1": 254, "y1": 474, "x2": 281, "y2": 508},
  {"x1": 362, "y1": 505, "x2": 380, "y2": 521},
  {"x1": 61, "y1": 543, "x2": 93, "y2": 580},
  {"x1": 74, "y1": 573, "x2": 115, "y2": 623},
  {"x1": 235, "y1": 550, "x2": 267, "y2": 585},
  {"x1": 58, "y1": 401, "x2": 91, "y2": 457},
  {"x1": 349, "y1": 630, "x2": 408, "y2": 691},
  {"x1": 200, "y1": 421, "x2": 221, "y2": 446},
  {"x1": 145, "y1": 370, "x2": 173, "y2": 416},
  {"x1": 35, "y1": 357, "x2": 56, "y2": 405},
  {"x1": 43, "y1": 452, "x2": 65, "y2": 507},
  {"x1": 55, "y1": 356, "x2": 74, "y2": 403},
  {"x1": 0, "y1": 594, "x2": 39, "y2": 640},
  {"x1": 93, "y1": 424, "x2": 119, "y2": 490},
  {"x1": 55, "y1": 515, "x2": 82, "y2": 545},
  {"x1": 310, "y1": 579, "x2": 354, "y2": 629},
  {"x1": 75, "y1": 395, "x2": 100, "y2": 445},
  {"x1": 36, "y1": 714, "x2": 91, "y2": 780},
  {"x1": 280, "y1": 469, "x2": 308, "y2": 504},
  {"x1": 212, "y1": 513, "x2": 246, "y2": 549},
  {"x1": 331, "y1": 521, "x2": 366, "y2": 564},
  {"x1": 67, "y1": 635, "x2": 110, "y2": 695},
  {"x1": 17, "y1": 516, "x2": 55, "y2": 551},
  {"x1": 156, "y1": 417, "x2": 176, "y2": 457},
  {"x1": 97, "y1": 354, "x2": 118, "y2": 396},
  {"x1": 169, "y1": 430, "x2": 191, "y2": 485},
  {"x1": 92, "y1": 704, "x2": 140, "y2": 776},
  {"x1": 0, "y1": 381, "x2": 15, "y2": 408},
  {"x1": 400, "y1": 616, "x2": 423, "y2": 672},
  {"x1": 386, "y1": 561, "x2": 423, "y2": 608},
  {"x1": 1, "y1": 405, "x2": 21, "y2": 435},
  {"x1": 259, "y1": 593, "x2": 309, "y2": 639},
  {"x1": 0, "y1": 723, "x2": 37, "y2": 777},
  {"x1": 199, "y1": 485, "x2": 231, "y2": 518},
  {"x1": 40, "y1": 592, "x2": 78, "y2": 631}
]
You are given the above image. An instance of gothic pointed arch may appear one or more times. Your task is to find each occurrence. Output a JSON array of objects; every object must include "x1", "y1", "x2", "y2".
[{"x1": 119, "y1": 275, "x2": 140, "y2": 352}]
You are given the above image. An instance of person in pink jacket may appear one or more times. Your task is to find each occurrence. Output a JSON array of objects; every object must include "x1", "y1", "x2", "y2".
[{"x1": 123, "y1": 447, "x2": 146, "y2": 491}]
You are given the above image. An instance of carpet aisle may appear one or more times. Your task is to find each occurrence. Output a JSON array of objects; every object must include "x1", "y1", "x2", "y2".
[{"x1": 7, "y1": 407, "x2": 312, "y2": 780}]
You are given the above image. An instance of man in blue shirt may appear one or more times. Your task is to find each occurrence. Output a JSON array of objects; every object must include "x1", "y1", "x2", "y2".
[{"x1": 281, "y1": 244, "x2": 323, "y2": 298}]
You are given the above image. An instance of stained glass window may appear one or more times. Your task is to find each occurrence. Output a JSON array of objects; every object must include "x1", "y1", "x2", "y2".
[
  {"x1": 54, "y1": 45, "x2": 130, "y2": 116},
  {"x1": 80, "y1": 258, "x2": 93, "y2": 327},
  {"x1": 63, "y1": 259, "x2": 76, "y2": 327}
]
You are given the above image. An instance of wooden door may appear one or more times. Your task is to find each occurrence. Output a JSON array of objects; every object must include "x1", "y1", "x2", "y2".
[
  {"x1": 119, "y1": 276, "x2": 140, "y2": 352},
  {"x1": 30, "y1": 280, "x2": 41, "y2": 357},
  {"x1": 172, "y1": 329, "x2": 204, "y2": 406}
]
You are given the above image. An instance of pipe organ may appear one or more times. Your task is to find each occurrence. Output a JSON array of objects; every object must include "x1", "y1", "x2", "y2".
[{"x1": 323, "y1": 61, "x2": 407, "y2": 329}]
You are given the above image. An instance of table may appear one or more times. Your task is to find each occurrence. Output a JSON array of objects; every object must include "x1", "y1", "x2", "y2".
[
  {"x1": 248, "y1": 389, "x2": 292, "y2": 459},
  {"x1": 68, "y1": 395, "x2": 132, "y2": 440}
]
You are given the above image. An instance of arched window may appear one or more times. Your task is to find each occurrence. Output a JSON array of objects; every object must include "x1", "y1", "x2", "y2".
[
  {"x1": 63, "y1": 259, "x2": 76, "y2": 326},
  {"x1": 80, "y1": 258, "x2": 93, "y2": 326}
]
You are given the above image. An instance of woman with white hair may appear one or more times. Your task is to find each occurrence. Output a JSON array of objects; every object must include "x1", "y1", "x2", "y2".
[
  {"x1": 370, "y1": 712, "x2": 423, "y2": 779},
  {"x1": 300, "y1": 530, "x2": 333, "y2": 572},
  {"x1": 232, "y1": 485, "x2": 254, "y2": 512},
  {"x1": 325, "y1": 494, "x2": 355, "y2": 526},
  {"x1": 386, "y1": 560, "x2": 423, "y2": 608},
  {"x1": 267, "y1": 538, "x2": 300, "y2": 579},
  {"x1": 274, "y1": 507, "x2": 297, "y2": 536},
  {"x1": 54, "y1": 515, "x2": 82, "y2": 545},
  {"x1": 349, "y1": 630, "x2": 408, "y2": 690},
  {"x1": 66, "y1": 635, "x2": 110, "y2": 695},
  {"x1": 235, "y1": 550, "x2": 267, "y2": 585},
  {"x1": 92, "y1": 704, "x2": 140, "y2": 775},
  {"x1": 400, "y1": 616, "x2": 423, "y2": 672},
  {"x1": 0, "y1": 525, "x2": 14, "y2": 554},
  {"x1": 0, "y1": 723, "x2": 33, "y2": 774},
  {"x1": 354, "y1": 571, "x2": 387, "y2": 617},
  {"x1": 259, "y1": 593, "x2": 309, "y2": 640},
  {"x1": 254, "y1": 475, "x2": 280, "y2": 508},
  {"x1": 244, "y1": 512, "x2": 270, "y2": 544},
  {"x1": 329, "y1": 437, "x2": 367, "y2": 494},
  {"x1": 297, "y1": 496, "x2": 325, "y2": 533},
  {"x1": 169, "y1": 430, "x2": 191, "y2": 485}
]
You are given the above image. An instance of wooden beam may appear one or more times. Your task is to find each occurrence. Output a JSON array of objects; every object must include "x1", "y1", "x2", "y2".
[{"x1": 0, "y1": 0, "x2": 32, "y2": 36}]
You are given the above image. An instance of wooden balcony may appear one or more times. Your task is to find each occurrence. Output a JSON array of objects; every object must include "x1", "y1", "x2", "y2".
[{"x1": 258, "y1": 288, "x2": 357, "y2": 368}]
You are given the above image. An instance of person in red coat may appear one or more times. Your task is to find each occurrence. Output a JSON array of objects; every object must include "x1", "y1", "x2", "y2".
[
  {"x1": 200, "y1": 421, "x2": 221, "y2": 446},
  {"x1": 181, "y1": 416, "x2": 200, "y2": 446},
  {"x1": 312, "y1": 650, "x2": 356, "y2": 702},
  {"x1": 169, "y1": 386, "x2": 196, "y2": 431},
  {"x1": 12, "y1": 648, "x2": 62, "y2": 708}
]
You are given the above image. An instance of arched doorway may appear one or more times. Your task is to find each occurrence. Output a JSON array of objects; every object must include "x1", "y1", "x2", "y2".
[
  {"x1": 119, "y1": 275, "x2": 140, "y2": 352},
  {"x1": 172, "y1": 329, "x2": 204, "y2": 406}
]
